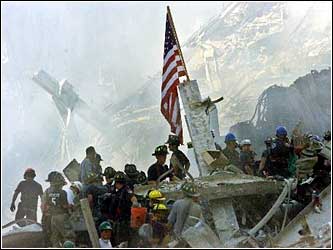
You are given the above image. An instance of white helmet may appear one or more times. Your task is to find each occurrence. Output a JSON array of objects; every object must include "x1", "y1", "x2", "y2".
[
  {"x1": 240, "y1": 139, "x2": 252, "y2": 146},
  {"x1": 71, "y1": 181, "x2": 83, "y2": 192}
]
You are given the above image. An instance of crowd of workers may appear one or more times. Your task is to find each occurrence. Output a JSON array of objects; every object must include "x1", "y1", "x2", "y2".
[{"x1": 9, "y1": 127, "x2": 331, "y2": 247}]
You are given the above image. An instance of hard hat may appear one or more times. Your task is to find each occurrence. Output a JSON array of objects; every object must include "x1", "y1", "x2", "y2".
[
  {"x1": 46, "y1": 171, "x2": 66, "y2": 184},
  {"x1": 96, "y1": 153, "x2": 103, "y2": 162},
  {"x1": 148, "y1": 190, "x2": 166, "y2": 200},
  {"x1": 114, "y1": 171, "x2": 126, "y2": 183},
  {"x1": 311, "y1": 135, "x2": 321, "y2": 142},
  {"x1": 240, "y1": 139, "x2": 251, "y2": 146},
  {"x1": 124, "y1": 164, "x2": 139, "y2": 177},
  {"x1": 152, "y1": 203, "x2": 168, "y2": 212},
  {"x1": 225, "y1": 133, "x2": 237, "y2": 143},
  {"x1": 24, "y1": 168, "x2": 36, "y2": 178},
  {"x1": 103, "y1": 166, "x2": 116, "y2": 178},
  {"x1": 45, "y1": 171, "x2": 58, "y2": 182},
  {"x1": 63, "y1": 240, "x2": 75, "y2": 248},
  {"x1": 152, "y1": 145, "x2": 169, "y2": 156},
  {"x1": 276, "y1": 126, "x2": 288, "y2": 137},
  {"x1": 166, "y1": 134, "x2": 180, "y2": 146},
  {"x1": 99, "y1": 221, "x2": 112, "y2": 231},
  {"x1": 181, "y1": 182, "x2": 200, "y2": 197},
  {"x1": 137, "y1": 171, "x2": 147, "y2": 184},
  {"x1": 52, "y1": 172, "x2": 66, "y2": 184},
  {"x1": 71, "y1": 181, "x2": 83, "y2": 193}
]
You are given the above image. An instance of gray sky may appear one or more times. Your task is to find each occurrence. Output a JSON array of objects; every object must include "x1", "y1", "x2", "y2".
[{"x1": 2, "y1": 1, "x2": 223, "y2": 80}]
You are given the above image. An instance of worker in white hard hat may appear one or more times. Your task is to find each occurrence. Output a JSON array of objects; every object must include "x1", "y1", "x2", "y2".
[{"x1": 240, "y1": 139, "x2": 257, "y2": 175}]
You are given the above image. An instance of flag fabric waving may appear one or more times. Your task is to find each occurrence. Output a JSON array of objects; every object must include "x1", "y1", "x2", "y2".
[{"x1": 161, "y1": 11, "x2": 186, "y2": 144}]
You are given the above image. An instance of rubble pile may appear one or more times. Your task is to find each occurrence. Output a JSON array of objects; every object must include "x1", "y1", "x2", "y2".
[{"x1": 230, "y1": 68, "x2": 331, "y2": 153}]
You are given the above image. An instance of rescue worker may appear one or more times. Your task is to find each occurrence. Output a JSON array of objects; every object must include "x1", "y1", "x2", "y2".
[
  {"x1": 310, "y1": 136, "x2": 331, "y2": 192},
  {"x1": 103, "y1": 166, "x2": 116, "y2": 192},
  {"x1": 259, "y1": 126, "x2": 294, "y2": 178},
  {"x1": 94, "y1": 153, "x2": 104, "y2": 185},
  {"x1": 137, "y1": 223, "x2": 154, "y2": 248},
  {"x1": 167, "y1": 182, "x2": 203, "y2": 240},
  {"x1": 147, "y1": 145, "x2": 173, "y2": 185},
  {"x1": 147, "y1": 189, "x2": 166, "y2": 214},
  {"x1": 68, "y1": 181, "x2": 89, "y2": 247},
  {"x1": 143, "y1": 189, "x2": 166, "y2": 224},
  {"x1": 150, "y1": 203, "x2": 170, "y2": 247},
  {"x1": 10, "y1": 168, "x2": 43, "y2": 224},
  {"x1": 107, "y1": 171, "x2": 139, "y2": 246},
  {"x1": 42, "y1": 171, "x2": 75, "y2": 247},
  {"x1": 124, "y1": 163, "x2": 140, "y2": 190},
  {"x1": 86, "y1": 172, "x2": 108, "y2": 227},
  {"x1": 98, "y1": 221, "x2": 113, "y2": 248},
  {"x1": 323, "y1": 130, "x2": 331, "y2": 144},
  {"x1": 137, "y1": 171, "x2": 148, "y2": 185},
  {"x1": 239, "y1": 139, "x2": 256, "y2": 175},
  {"x1": 222, "y1": 132, "x2": 242, "y2": 168},
  {"x1": 67, "y1": 181, "x2": 83, "y2": 213},
  {"x1": 41, "y1": 171, "x2": 57, "y2": 247},
  {"x1": 80, "y1": 146, "x2": 97, "y2": 195},
  {"x1": 166, "y1": 134, "x2": 190, "y2": 180}
]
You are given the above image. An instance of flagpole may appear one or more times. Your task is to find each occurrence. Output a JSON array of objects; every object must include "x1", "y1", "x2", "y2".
[{"x1": 167, "y1": 6, "x2": 190, "y2": 82}]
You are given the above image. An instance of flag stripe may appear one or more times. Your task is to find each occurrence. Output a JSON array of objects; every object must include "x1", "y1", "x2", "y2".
[
  {"x1": 162, "y1": 60, "x2": 178, "y2": 83},
  {"x1": 162, "y1": 72, "x2": 178, "y2": 98},
  {"x1": 161, "y1": 11, "x2": 184, "y2": 144}
]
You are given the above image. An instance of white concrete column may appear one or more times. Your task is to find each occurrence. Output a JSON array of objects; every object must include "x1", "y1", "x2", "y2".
[{"x1": 178, "y1": 80, "x2": 217, "y2": 176}]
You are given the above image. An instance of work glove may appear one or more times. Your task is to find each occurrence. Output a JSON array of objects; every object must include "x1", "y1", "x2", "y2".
[{"x1": 10, "y1": 203, "x2": 16, "y2": 212}]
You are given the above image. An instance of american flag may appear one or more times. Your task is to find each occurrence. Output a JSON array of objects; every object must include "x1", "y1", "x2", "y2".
[{"x1": 161, "y1": 12, "x2": 186, "y2": 144}]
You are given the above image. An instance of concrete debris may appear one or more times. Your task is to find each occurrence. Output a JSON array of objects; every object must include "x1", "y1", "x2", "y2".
[{"x1": 231, "y1": 68, "x2": 331, "y2": 154}]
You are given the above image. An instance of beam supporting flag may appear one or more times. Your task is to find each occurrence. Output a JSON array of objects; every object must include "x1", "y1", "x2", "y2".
[{"x1": 161, "y1": 6, "x2": 189, "y2": 144}]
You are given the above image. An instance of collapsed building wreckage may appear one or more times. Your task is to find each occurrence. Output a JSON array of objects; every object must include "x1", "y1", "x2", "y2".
[
  {"x1": 2, "y1": 69, "x2": 331, "y2": 248},
  {"x1": 134, "y1": 72, "x2": 331, "y2": 248},
  {"x1": 230, "y1": 68, "x2": 331, "y2": 155}
]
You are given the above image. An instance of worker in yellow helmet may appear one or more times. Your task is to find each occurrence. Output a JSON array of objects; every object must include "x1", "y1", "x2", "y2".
[
  {"x1": 147, "y1": 189, "x2": 166, "y2": 213},
  {"x1": 150, "y1": 203, "x2": 169, "y2": 247}
]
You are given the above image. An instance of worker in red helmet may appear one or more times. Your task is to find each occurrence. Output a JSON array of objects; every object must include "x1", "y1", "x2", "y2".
[{"x1": 10, "y1": 168, "x2": 43, "y2": 224}]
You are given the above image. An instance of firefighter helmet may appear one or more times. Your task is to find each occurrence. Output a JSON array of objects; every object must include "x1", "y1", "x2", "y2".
[
  {"x1": 114, "y1": 171, "x2": 126, "y2": 183},
  {"x1": 46, "y1": 171, "x2": 66, "y2": 185},
  {"x1": 152, "y1": 203, "x2": 168, "y2": 212},
  {"x1": 103, "y1": 166, "x2": 116, "y2": 178},
  {"x1": 137, "y1": 171, "x2": 147, "y2": 184},
  {"x1": 124, "y1": 164, "x2": 139, "y2": 177},
  {"x1": 166, "y1": 134, "x2": 180, "y2": 146},
  {"x1": 181, "y1": 182, "x2": 200, "y2": 197},
  {"x1": 152, "y1": 145, "x2": 169, "y2": 156},
  {"x1": 24, "y1": 168, "x2": 36, "y2": 179},
  {"x1": 148, "y1": 189, "x2": 166, "y2": 200}
]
